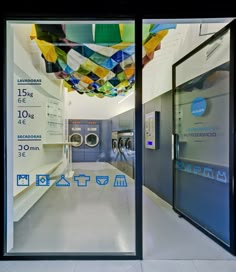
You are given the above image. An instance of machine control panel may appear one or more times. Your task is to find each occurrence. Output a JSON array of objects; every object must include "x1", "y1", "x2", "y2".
[{"x1": 145, "y1": 111, "x2": 160, "y2": 150}]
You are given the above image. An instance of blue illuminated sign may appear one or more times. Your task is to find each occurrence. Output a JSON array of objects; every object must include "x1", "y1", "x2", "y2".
[{"x1": 191, "y1": 97, "x2": 207, "y2": 117}]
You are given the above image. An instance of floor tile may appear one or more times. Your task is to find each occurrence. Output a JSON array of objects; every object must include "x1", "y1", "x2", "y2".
[
  {"x1": 193, "y1": 260, "x2": 236, "y2": 272},
  {"x1": 142, "y1": 260, "x2": 198, "y2": 272},
  {"x1": 74, "y1": 260, "x2": 142, "y2": 272},
  {"x1": 0, "y1": 261, "x2": 76, "y2": 272},
  {"x1": 0, "y1": 262, "x2": 11, "y2": 272},
  {"x1": 143, "y1": 187, "x2": 236, "y2": 260}
]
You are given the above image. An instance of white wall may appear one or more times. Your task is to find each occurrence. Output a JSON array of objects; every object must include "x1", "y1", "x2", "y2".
[
  {"x1": 65, "y1": 88, "x2": 135, "y2": 120},
  {"x1": 12, "y1": 25, "x2": 66, "y2": 197},
  {"x1": 176, "y1": 28, "x2": 230, "y2": 86},
  {"x1": 142, "y1": 22, "x2": 230, "y2": 104},
  {"x1": 7, "y1": 22, "x2": 68, "y2": 250}
]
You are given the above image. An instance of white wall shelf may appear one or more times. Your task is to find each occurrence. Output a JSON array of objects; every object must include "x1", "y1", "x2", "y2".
[
  {"x1": 14, "y1": 160, "x2": 64, "y2": 222},
  {"x1": 14, "y1": 160, "x2": 63, "y2": 198},
  {"x1": 42, "y1": 142, "x2": 74, "y2": 145}
]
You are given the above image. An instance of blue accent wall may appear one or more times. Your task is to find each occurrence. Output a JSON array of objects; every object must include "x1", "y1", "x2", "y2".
[
  {"x1": 143, "y1": 91, "x2": 173, "y2": 204},
  {"x1": 111, "y1": 109, "x2": 134, "y2": 131},
  {"x1": 69, "y1": 119, "x2": 111, "y2": 162}
]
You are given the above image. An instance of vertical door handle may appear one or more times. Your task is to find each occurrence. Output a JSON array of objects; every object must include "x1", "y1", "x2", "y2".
[{"x1": 172, "y1": 133, "x2": 179, "y2": 160}]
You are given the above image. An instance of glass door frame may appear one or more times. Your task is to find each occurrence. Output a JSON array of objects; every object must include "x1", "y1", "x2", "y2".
[
  {"x1": 172, "y1": 20, "x2": 236, "y2": 255},
  {"x1": 1, "y1": 15, "x2": 143, "y2": 261}
]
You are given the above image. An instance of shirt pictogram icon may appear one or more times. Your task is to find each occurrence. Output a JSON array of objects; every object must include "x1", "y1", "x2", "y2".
[{"x1": 74, "y1": 174, "x2": 90, "y2": 187}]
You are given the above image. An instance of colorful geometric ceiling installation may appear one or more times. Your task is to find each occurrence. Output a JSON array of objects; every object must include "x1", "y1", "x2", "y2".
[
  {"x1": 30, "y1": 23, "x2": 176, "y2": 98},
  {"x1": 142, "y1": 24, "x2": 176, "y2": 67}
]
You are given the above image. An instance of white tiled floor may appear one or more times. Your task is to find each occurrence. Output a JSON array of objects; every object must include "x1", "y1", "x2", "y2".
[
  {"x1": 143, "y1": 187, "x2": 236, "y2": 260},
  {"x1": 1, "y1": 162, "x2": 236, "y2": 271},
  {"x1": 142, "y1": 260, "x2": 197, "y2": 272},
  {"x1": 1, "y1": 260, "x2": 236, "y2": 272},
  {"x1": 11, "y1": 162, "x2": 135, "y2": 253}
]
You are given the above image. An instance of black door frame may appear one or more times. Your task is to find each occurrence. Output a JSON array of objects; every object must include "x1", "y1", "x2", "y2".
[
  {"x1": 172, "y1": 19, "x2": 236, "y2": 255},
  {"x1": 1, "y1": 13, "x2": 235, "y2": 260}
]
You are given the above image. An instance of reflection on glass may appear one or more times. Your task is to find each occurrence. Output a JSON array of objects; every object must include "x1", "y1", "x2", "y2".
[
  {"x1": 70, "y1": 133, "x2": 83, "y2": 147},
  {"x1": 174, "y1": 30, "x2": 230, "y2": 245},
  {"x1": 85, "y1": 133, "x2": 99, "y2": 147},
  {"x1": 7, "y1": 20, "x2": 136, "y2": 255}
]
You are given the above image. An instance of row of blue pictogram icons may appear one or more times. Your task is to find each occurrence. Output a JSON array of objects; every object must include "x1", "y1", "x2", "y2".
[
  {"x1": 175, "y1": 160, "x2": 228, "y2": 183},
  {"x1": 16, "y1": 174, "x2": 128, "y2": 188}
]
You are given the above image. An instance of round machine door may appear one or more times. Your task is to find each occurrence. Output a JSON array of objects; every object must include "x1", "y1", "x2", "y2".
[
  {"x1": 70, "y1": 133, "x2": 83, "y2": 147},
  {"x1": 118, "y1": 138, "x2": 125, "y2": 153},
  {"x1": 85, "y1": 133, "x2": 99, "y2": 147},
  {"x1": 112, "y1": 139, "x2": 118, "y2": 153},
  {"x1": 125, "y1": 138, "x2": 134, "y2": 154}
]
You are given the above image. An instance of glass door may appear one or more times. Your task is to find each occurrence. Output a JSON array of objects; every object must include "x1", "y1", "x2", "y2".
[
  {"x1": 3, "y1": 18, "x2": 142, "y2": 259},
  {"x1": 173, "y1": 22, "x2": 235, "y2": 254}
]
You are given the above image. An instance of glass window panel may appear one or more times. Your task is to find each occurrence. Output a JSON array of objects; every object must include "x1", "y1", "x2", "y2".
[
  {"x1": 174, "y1": 29, "x2": 230, "y2": 245},
  {"x1": 6, "y1": 20, "x2": 136, "y2": 255}
]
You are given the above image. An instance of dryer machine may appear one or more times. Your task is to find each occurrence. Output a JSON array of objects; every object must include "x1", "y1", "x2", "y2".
[
  {"x1": 69, "y1": 121, "x2": 85, "y2": 162},
  {"x1": 111, "y1": 131, "x2": 118, "y2": 158},
  {"x1": 84, "y1": 122, "x2": 101, "y2": 162},
  {"x1": 110, "y1": 131, "x2": 119, "y2": 167},
  {"x1": 116, "y1": 130, "x2": 135, "y2": 178}
]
